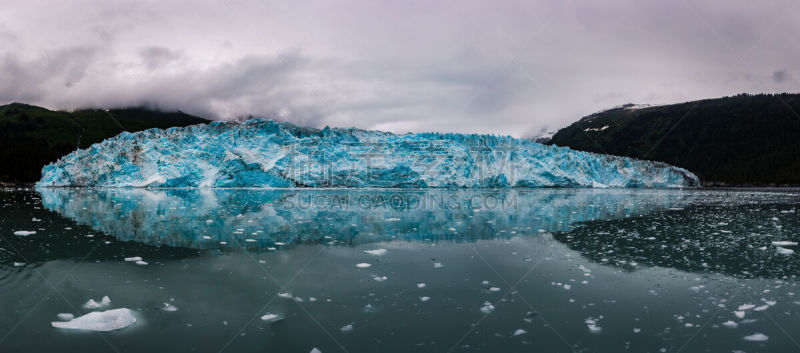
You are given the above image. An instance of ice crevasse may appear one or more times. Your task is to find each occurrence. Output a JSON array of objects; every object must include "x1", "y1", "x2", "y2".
[{"x1": 37, "y1": 119, "x2": 699, "y2": 188}]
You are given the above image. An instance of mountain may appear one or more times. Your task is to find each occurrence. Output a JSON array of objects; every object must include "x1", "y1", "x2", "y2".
[
  {"x1": 36, "y1": 119, "x2": 698, "y2": 188},
  {"x1": 0, "y1": 103, "x2": 209, "y2": 185},
  {"x1": 547, "y1": 93, "x2": 800, "y2": 186}
]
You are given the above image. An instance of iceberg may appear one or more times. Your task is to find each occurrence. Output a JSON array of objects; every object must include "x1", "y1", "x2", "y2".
[
  {"x1": 51, "y1": 308, "x2": 137, "y2": 332},
  {"x1": 37, "y1": 119, "x2": 697, "y2": 188}
]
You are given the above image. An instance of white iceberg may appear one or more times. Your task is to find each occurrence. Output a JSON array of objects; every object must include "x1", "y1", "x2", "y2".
[
  {"x1": 743, "y1": 333, "x2": 768, "y2": 342},
  {"x1": 160, "y1": 303, "x2": 178, "y2": 312},
  {"x1": 13, "y1": 231, "x2": 36, "y2": 236},
  {"x1": 51, "y1": 308, "x2": 136, "y2": 332},
  {"x1": 83, "y1": 296, "x2": 111, "y2": 309},
  {"x1": 771, "y1": 241, "x2": 798, "y2": 246},
  {"x1": 56, "y1": 313, "x2": 74, "y2": 321}
]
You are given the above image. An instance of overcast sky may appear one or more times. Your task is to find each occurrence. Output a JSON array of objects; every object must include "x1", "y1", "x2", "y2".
[{"x1": 1, "y1": 0, "x2": 798, "y2": 137}]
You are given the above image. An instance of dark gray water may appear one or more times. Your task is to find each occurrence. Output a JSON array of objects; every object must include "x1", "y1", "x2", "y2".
[{"x1": 1, "y1": 188, "x2": 799, "y2": 353}]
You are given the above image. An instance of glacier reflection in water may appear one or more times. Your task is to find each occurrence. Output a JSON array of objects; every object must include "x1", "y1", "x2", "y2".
[{"x1": 38, "y1": 188, "x2": 692, "y2": 250}]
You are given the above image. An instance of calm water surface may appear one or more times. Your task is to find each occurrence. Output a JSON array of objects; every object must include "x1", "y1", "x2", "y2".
[{"x1": 1, "y1": 188, "x2": 799, "y2": 353}]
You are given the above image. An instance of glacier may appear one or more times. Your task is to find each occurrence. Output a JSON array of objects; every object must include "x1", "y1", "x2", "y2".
[{"x1": 37, "y1": 119, "x2": 698, "y2": 188}]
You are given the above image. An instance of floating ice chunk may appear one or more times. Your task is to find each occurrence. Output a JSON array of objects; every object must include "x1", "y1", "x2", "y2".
[
  {"x1": 722, "y1": 321, "x2": 738, "y2": 328},
  {"x1": 433, "y1": 262, "x2": 444, "y2": 268},
  {"x1": 206, "y1": 219, "x2": 214, "y2": 224},
  {"x1": 734, "y1": 311, "x2": 746, "y2": 319},
  {"x1": 364, "y1": 249, "x2": 387, "y2": 256},
  {"x1": 135, "y1": 260, "x2": 148, "y2": 266},
  {"x1": 489, "y1": 287, "x2": 501, "y2": 292},
  {"x1": 340, "y1": 324, "x2": 353, "y2": 332},
  {"x1": 633, "y1": 328, "x2": 641, "y2": 333},
  {"x1": 419, "y1": 296, "x2": 430, "y2": 302},
  {"x1": 124, "y1": 256, "x2": 142, "y2": 262},
  {"x1": 278, "y1": 292, "x2": 293, "y2": 299},
  {"x1": 585, "y1": 318, "x2": 602, "y2": 333},
  {"x1": 51, "y1": 308, "x2": 136, "y2": 332},
  {"x1": 373, "y1": 276, "x2": 388, "y2": 282},
  {"x1": 772, "y1": 241, "x2": 798, "y2": 246},
  {"x1": 743, "y1": 333, "x2": 768, "y2": 342},
  {"x1": 738, "y1": 304, "x2": 755, "y2": 311},
  {"x1": 83, "y1": 296, "x2": 111, "y2": 309},
  {"x1": 417, "y1": 283, "x2": 426, "y2": 288},
  {"x1": 563, "y1": 284, "x2": 571, "y2": 290},
  {"x1": 56, "y1": 313, "x2": 74, "y2": 321},
  {"x1": 310, "y1": 348, "x2": 322, "y2": 353},
  {"x1": 160, "y1": 303, "x2": 178, "y2": 312},
  {"x1": 202, "y1": 236, "x2": 212, "y2": 239},
  {"x1": 513, "y1": 329, "x2": 527, "y2": 336},
  {"x1": 32, "y1": 217, "x2": 41, "y2": 222},
  {"x1": 355, "y1": 263, "x2": 371, "y2": 268},
  {"x1": 260, "y1": 313, "x2": 283, "y2": 322},
  {"x1": 762, "y1": 299, "x2": 776, "y2": 306},
  {"x1": 776, "y1": 246, "x2": 794, "y2": 255},
  {"x1": 13, "y1": 231, "x2": 36, "y2": 236},
  {"x1": 13, "y1": 262, "x2": 25, "y2": 267},
  {"x1": 480, "y1": 301, "x2": 495, "y2": 314},
  {"x1": 753, "y1": 305, "x2": 769, "y2": 311}
]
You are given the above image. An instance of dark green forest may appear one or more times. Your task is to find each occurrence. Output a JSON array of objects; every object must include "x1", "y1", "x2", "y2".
[
  {"x1": 547, "y1": 93, "x2": 800, "y2": 186},
  {"x1": 0, "y1": 103, "x2": 209, "y2": 185}
]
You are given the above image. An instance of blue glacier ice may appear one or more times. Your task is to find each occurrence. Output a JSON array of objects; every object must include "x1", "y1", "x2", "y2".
[{"x1": 37, "y1": 119, "x2": 698, "y2": 188}]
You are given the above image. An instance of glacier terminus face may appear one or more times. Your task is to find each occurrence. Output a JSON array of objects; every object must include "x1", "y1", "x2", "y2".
[{"x1": 37, "y1": 119, "x2": 699, "y2": 188}]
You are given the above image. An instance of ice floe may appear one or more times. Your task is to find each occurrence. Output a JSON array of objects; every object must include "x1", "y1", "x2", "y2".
[
  {"x1": 261, "y1": 313, "x2": 283, "y2": 322},
  {"x1": 480, "y1": 301, "x2": 495, "y2": 314},
  {"x1": 83, "y1": 296, "x2": 111, "y2": 309},
  {"x1": 722, "y1": 320, "x2": 738, "y2": 328},
  {"x1": 13, "y1": 231, "x2": 36, "y2": 236},
  {"x1": 355, "y1": 263, "x2": 372, "y2": 268},
  {"x1": 51, "y1": 308, "x2": 136, "y2": 332},
  {"x1": 742, "y1": 333, "x2": 768, "y2": 342},
  {"x1": 364, "y1": 249, "x2": 387, "y2": 256},
  {"x1": 160, "y1": 303, "x2": 178, "y2": 312},
  {"x1": 585, "y1": 317, "x2": 603, "y2": 333},
  {"x1": 771, "y1": 241, "x2": 798, "y2": 246}
]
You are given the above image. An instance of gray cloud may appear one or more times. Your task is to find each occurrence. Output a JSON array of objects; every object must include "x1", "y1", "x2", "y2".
[
  {"x1": 773, "y1": 69, "x2": 791, "y2": 83},
  {"x1": 1, "y1": 0, "x2": 798, "y2": 137},
  {"x1": 139, "y1": 46, "x2": 183, "y2": 71}
]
